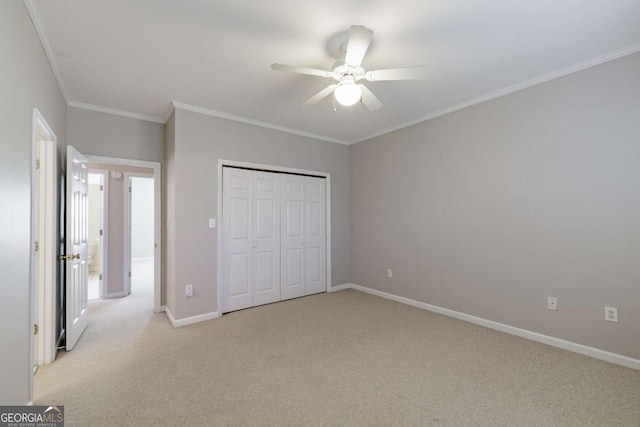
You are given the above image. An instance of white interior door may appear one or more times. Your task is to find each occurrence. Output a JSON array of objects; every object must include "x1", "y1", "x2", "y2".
[
  {"x1": 222, "y1": 168, "x2": 254, "y2": 312},
  {"x1": 252, "y1": 171, "x2": 281, "y2": 307},
  {"x1": 280, "y1": 175, "x2": 305, "y2": 300},
  {"x1": 65, "y1": 146, "x2": 89, "y2": 350},
  {"x1": 303, "y1": 177, "x2": 326, "y2": 295}
]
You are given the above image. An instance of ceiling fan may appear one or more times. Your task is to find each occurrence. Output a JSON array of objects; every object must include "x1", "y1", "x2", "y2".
[{"x1": 271, "y1": 25, "x2": 430, "y2": 111}]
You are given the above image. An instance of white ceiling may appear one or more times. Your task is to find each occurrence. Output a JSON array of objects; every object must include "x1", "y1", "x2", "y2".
[{"x1": 32, "y1": 0, "x2": 640, "y2": 144}]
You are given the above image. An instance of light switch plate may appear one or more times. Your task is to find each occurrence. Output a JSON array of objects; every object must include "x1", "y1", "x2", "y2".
[{"x1": 209, "y1": 218, "x2": 216, "y2": 228}]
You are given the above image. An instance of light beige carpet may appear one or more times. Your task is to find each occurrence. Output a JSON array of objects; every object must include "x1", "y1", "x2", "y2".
[{"x1": 35, "y1": 284, "x2": 640, "y2": 426}]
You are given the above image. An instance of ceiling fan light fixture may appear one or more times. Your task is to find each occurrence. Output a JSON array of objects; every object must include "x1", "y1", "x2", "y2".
[{"x1": 334, "y1": 81, "x2": 362, "y2": 106}]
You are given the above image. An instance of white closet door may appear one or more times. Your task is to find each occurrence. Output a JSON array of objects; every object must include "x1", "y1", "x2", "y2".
[
  {"x1": 280, "y1": 175, "x2": 305, "y2": 300},
  {"x1": 252, "y1": 171, "x2": 280, "y2": 307},
  {"x1": 222, "y1": 168, "x2": 253, "y2": 312},
  {"x1": 303, "y1": 177, "x2": 326, "y2": 295}
]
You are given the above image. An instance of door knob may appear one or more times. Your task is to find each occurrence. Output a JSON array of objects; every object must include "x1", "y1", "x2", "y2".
[{"x1": 59, "y1": 253, "x2": 80, "y2": 261}]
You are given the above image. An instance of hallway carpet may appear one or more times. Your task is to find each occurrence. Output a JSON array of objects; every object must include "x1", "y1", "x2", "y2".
[{"x1": 35, "y1": 284, "x2": 640, "y2": 426}]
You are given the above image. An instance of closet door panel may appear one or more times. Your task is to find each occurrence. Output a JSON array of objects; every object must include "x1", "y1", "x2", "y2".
[
  {"x1": 304, "y1": 177, "x2": 326, "y2": 295},
  {"x1": 252, "y1": 171, "x2": 280, "y2": 306},
  {"x1": 222, "y1": 168, "x2": 254, "y2": 312},
  {"x1": 281, "y1": 175, "x2": 305, "y2": 300}
]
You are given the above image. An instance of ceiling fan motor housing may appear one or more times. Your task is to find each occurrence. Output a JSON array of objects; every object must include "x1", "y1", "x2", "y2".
[{"x1": 332, "y1": 60, "x2": 365, "y2": 82}]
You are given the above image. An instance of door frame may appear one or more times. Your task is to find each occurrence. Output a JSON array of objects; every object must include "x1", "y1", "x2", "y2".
[
  {"x1": 29, "y1": 108, "x2": 57, "y2": 398},
  {"x1": 123, "y1": 172, "x2": 155, "y2": 295},
  {"x1": 88, "y1": 169, "x2": 109, "y2": 299},
  {"x1": 84, "y1": 155, "x2": 162, "y2": 312},
  {"x1": 216, "y1": 159, "x2": 333, "y2": 315}
]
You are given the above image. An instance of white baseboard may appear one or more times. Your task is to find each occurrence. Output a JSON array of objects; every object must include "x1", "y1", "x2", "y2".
[
  {"x1": 164, "y1": 307, "x2": 177, "y2": 326},
  {"x1": 26, "y1": 400, "x2": 34, "y2": 406},
  {"x1": 164, "y1": 307, "x2": 220, "y2": 328},
  {"x1": 328, "y1": 283, "x2": 352, "y2": 292},
  {"x1": 348, "y1": 283, "x2": 640, "y2": 370},
  {"x1": 103, "y1": 291, "x2": 127, "y2": 299},
  {"x1": 155, "y1": 305, "x2": 166, "y2": 313}
]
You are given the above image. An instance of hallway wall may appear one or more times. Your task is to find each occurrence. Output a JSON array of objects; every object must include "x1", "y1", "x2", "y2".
[{"x1": 0, "y1": 2, "x2": 67, "y2": 404}]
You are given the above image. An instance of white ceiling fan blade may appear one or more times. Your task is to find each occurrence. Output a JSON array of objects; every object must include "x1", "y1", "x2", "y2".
[
  {"x1": 271, "y1": 63, "x2": 333, "y2": 78},
  {"x1": 345, "y1": 25, "x2": 374, "y2": 67},
  {"x1": 358, "y1": 85, "x2": 383, "y2": 110},
  {"x1": 304, "y1": 84, "x2": 338, "y2": 105},
  {"x1": 365, "y1": 66, "x2": 430, "y2": 81}
]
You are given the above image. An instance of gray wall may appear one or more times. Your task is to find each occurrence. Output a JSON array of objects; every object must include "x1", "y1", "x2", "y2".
[
  {"x1": 350, "y1": 52, "x2": 640, "y2": 360},
  {"x1": 168, "y1": 108, "x2": 350, "y2": 320},
  {"x1": 67, "y1": 108, "x2": 163, "y2": 299},
  {"x1": 66, "y1": 106, "x2": 164, "y2": 162},
  {"x1": 0, "y1": 2, "x2": 67, "y2": 404}
]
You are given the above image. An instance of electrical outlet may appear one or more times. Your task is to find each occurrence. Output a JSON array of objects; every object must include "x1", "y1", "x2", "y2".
[
  {"x1": 605, "y1": 306, "x2": 618, "y2": 323},
  {"x1": 387, "y1": 268, "x2": 392, "y2": 278},
  {"x1": 547, "y1": 297, "x2": 558, "y2": 311},
  {"x1": 185, "y1": 284, "x2": 194, "y2": 298}
]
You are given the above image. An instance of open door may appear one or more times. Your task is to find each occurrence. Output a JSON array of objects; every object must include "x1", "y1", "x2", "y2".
[{"x1": 64, "y1": 146, "x2": 89, "y2": 350}]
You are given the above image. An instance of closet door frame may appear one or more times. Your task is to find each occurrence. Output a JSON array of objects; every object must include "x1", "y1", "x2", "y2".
[{"x1": 217, "y1": 160, "x2": 332, "y2": 315}]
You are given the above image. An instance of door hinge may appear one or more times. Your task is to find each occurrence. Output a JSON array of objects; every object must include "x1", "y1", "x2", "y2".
[
  {"x1": 99, "y1": 229, "x2": 103, "y2": 236},
  {"x1": 34, "y1": 324, "x2": 39, "y2": 335},
  {"x1": 129, "y1": 186, "x2": 132, "y2": 193},
  {"x1": 35, "y1": 241, "x2": 39, "y2": 252},
  {"x1": 99, "y1": 274, "x2": 103, "y2": 281},
  {"x1": 128, "y1": 271, "x2": 132, "y2": 278},
  {"x1": 100, "y1": 185, "x2": 103, "y2": 191},
  {"x1": 36, "y1": 159, "x2": 40, "y2": 170}
]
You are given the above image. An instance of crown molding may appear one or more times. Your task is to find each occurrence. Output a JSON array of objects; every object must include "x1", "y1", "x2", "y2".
[
  {"x1": 163, "y1": 102, "x2": 176, "y2": 123},
  {"x1": 24, "y1": 0, "x2": 640, "y2": 145},
  {"x1": 172, "y1": 101, "x2": 349, "y2": 145},
  {"x1": 351, "y1": 41, "x2": 640, "y2": 144},
  {"x1": 24, "y1": 0, "x2": 70, "y2": 104},
  {"x1": 68, "y1": 101, "x2": 166, "y2": 124}
]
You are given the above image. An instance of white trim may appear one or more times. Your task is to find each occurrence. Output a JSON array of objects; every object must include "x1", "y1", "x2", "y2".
[
  {"x1": 85, "y1": 155, "x2": 159, "y2": 169},
  {"x1": 164, "y1": 307, "x2": 220, "y2": 328},
  {"x1": 351, "y1": 42, "x2": 640, "y2": 144},
  {"x1": 101, "y1": 291, "x2": 129, "y2": 299},
  {"x1": 36, "y1": 128, "x2": 57, "y2": 365},
  {"x1": 103, "y1": 291, "x2": 128, "y2": 299},
  {"x1": 133, "y1": 256, "x2": 154, "y2": 262},
  {"x1": 30, "y1": 108, "x2": 58, "y2": 404},
  {"x1": 173, "y1": 101, "x2": 349, "y2": 145},
  {"x1": 217, "y1": 159, "x2": 332, "y2": 315},
  {"x1": 218, "y1": 159, "x2": 330, "y2": 180},
  {"x1": 68, "y1": 101, "x2": 165, "y2": 124},
  {"x1": 87, "y1": 169, "x2": 109, "y2": 299},
  {"x1": 84, "y1": 155, "x2": 163, "y2": 313},
  {"x1": 23, "y1": 1, "x2": 70, "y2": 104},
  {"x1": 23, "y1": 0, "x2": 640, "y2": 148},
  {"x1": 347, "y1": 284, "x2": 640, "y2": 370},
  {"x1": 164, "y1": 306, "x2": 176, "y2": 326},
  {"x1": 163, "y1": 102, "x2": 176, "y2": 123},
  {"x1": 328, "y1": 283, "x2": 351, "y2": 292}
]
